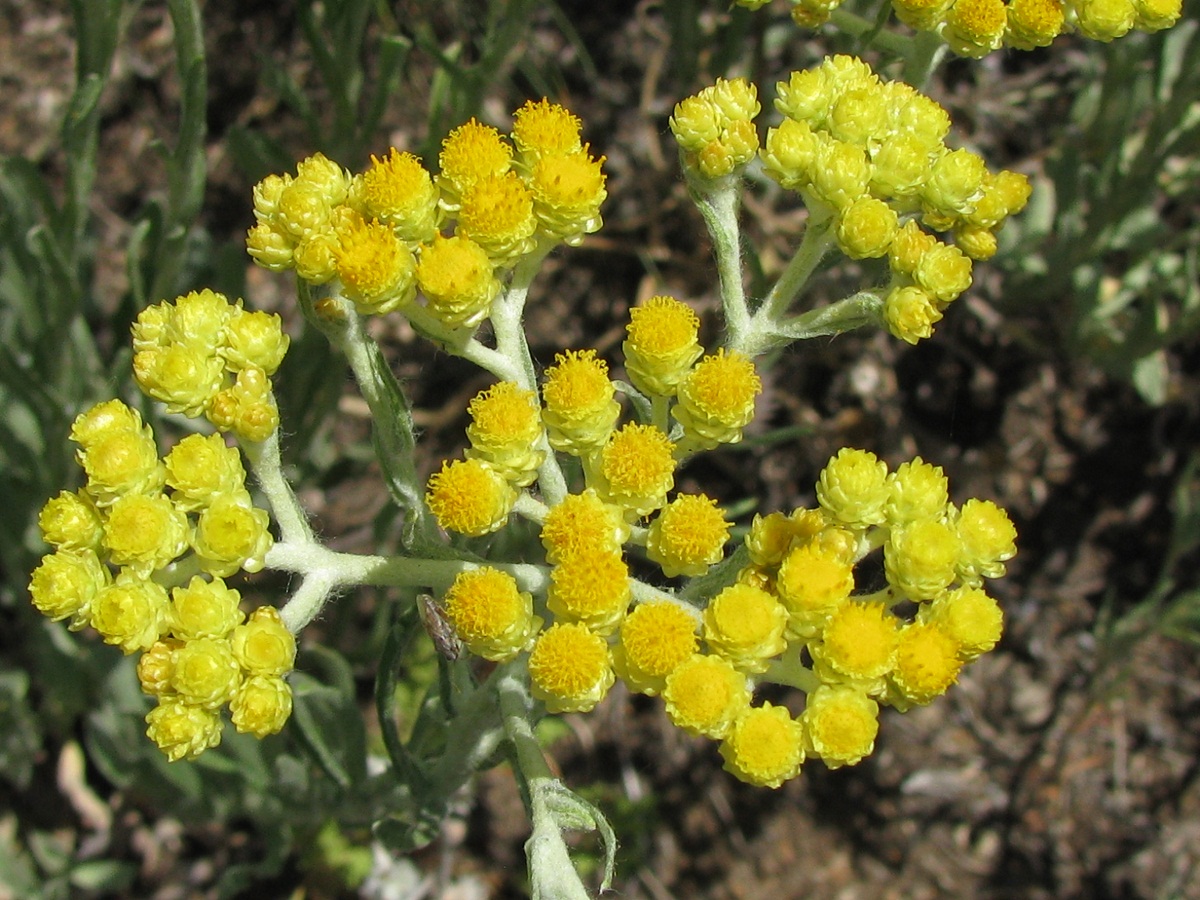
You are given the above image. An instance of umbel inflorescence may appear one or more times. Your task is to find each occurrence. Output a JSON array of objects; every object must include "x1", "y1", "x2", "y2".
[
  {"x1": 740, "y1": 0, "x2": 1182, "y2": 56},
  {"x1": 31, "y1": 64, "x2": 1019, "y2": 790}
]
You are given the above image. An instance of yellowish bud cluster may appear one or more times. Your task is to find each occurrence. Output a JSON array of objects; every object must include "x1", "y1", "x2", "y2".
[
  {"x1": 670, "y1": 77, "x2": 762, "y2": 180},
  {"x1": 133, "y1": 291, "x2": 287, "y2": 442},
  {"x1": 754, "y1": 0, "x2": 1182, "y2": 54},
  {"x1": 759, "y1": 56, "x2": 1030, "y2": 343},
  {"x1": 247, "y1": 101, "x2": 604, "y2": 329}
]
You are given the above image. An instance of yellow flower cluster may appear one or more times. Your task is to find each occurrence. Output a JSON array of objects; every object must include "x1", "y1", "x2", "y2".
[
  {"x1": 742, "y1": 0, "x2": 1181, "y2": 53},
  {"x1": 247, "y1": 100, "x2": 606, "y2": 328},
  {"x1": 669, "y1": 77, "x2": 762, "y2": 180},
  {"x1": 759, "y1": 56, "x2": 1031, "y2": 343},
  {"x1": 29, "y1": 398, "x2": 290, "y2": 760},
  {"x1": 132, "y1": 290, "x2": 289, "y2": 442}
]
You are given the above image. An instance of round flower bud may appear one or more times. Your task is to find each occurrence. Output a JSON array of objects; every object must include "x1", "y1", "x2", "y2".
[
  {"x1": 294, "y1": 152, "x2": 351, "y2": 207},
  {"x1": 1134, "y1": 0, "x2": 1182, "y2": 31},
  {"x1": 943, "y1": 0, "x2": 1008, "y2": 57},
  {"x1": 885, "y1": 518, "x2": 962, "y2": 601},
  {"x1": 206, "y1": 366, "x2": 280, "y2": 443},
  {"x1": 809, "y1": 139, "x2": 872, "y2": 210},
  {"x1": 512, "y1": 99, "x2": 582, "y2": 160},
  {"x1": 164, "y1": 433, "x2": 247, "y2": 512},
  {"x1": 884, "y1": 284, "x2": 943, "y2": 344},
  {"x1": 703, "y1": 583, "x2": 788, "y2": 674},
  {"x1": 251, "y1": 173, "x2": 289, "y2": 222},
  {"x1": 145, "y1": 698, "x2": 223, "y2": 761},
  {"x1": 69, "y1": 399, "x2": 144, "y2": 448},
  {"x1": 38, "y1": 489, "x2": 104, "y2": 552},
  {"x1": 230, "y1": 675, "x2": 293, "y2": 737},
  {"x1": 102, "y1": 492, "x2": 190, "y2": 576},
  {"x1": 442, "y1": 566, "x2": 541, "y2": 662},
  {"x1": 886, "y1": 457, "x2": 950, "y2": 526},
  {"x1": 801, "y1": 685, "x2": 880, "y2": 768},
  {"x1": 623, "y1": 295, "x2": 703, "y2": 397},
  {"x1": 293, "y1": 230, "x2": 339, "y2": 284},
  {"x1": 1005, "y1": 0, "x2": 1066, "y2": 49},
  {"x1": 870, "y1": 133, "x2": 931, "y2": 198},
  {"x1": 810, "y1": 601, "x2": 899, "y2": 695},
  {"x1": 953, "y1": 225, "x2": 998, "y2": 261},
  {"x1": 546, "y1": 549, "x2": 631, "y2": 636},
  {"x1": 816, "y1": 448, "x2": 890, "y2": 528},
  {"x1": 437, "y1": 119, "x2": 513, "y2": 206},
  {"x1": 613, "y1": 600, "x2": 699, "y2": 695},
  {"x1": 674, "y1": 350, "x2": 762, "y2": 450},
  {"x1": 137, "y1": 639, "x2": 180, "y2": 696},
  {"x1": 670, "y1": 94, "x2": 722, "y2": 153},
  {"x1": 91, "y1": 577, "x2": 170, "y2": 654},
  {"x1": 828, "y1": 85, "x2": 890, "y2": 148},
  {"x1": 28, "y1": 549, "x2": 109, "y2": 627},
  {"x1": 416, "y1": 234, "x2": 500, "y2": 330},
  {"x1": 171, "y1": 637, "x2": 242, "y2": 709},
  {"x1": 923, "y1": 148, "x2": 989, "y2": 218},
  {"x1": 887, "y1": 622, "x2": 962, "y2": 710},
  {"x1": 662, "y1": 653, "x2": 751, "y2": 739},
  {"x1": 231, "y1": 606, "x2": 296, "y2": 676},
  {"x1": 352, "y1": 147, "x2": 439, "y2": 244},
  {"x1": 920, "y1": 585, "x2": 1003, "y2": 661},
  {"x1": 775, "y1": 67, "x2": 833, "y2": 125},
  {"x1": 168, "y1": 289, "x2": 235, "y2": 355},
  {"x1": 646, "y1": 493, "x2": 731, "y2": 578},
  {"x1": 1075, "y1": 0, "x2": 1136, "y2": 41},
  {"x1": 133, "y1": 344, "x2": 225, "y2": 417},
  {"x1": 955, "y1": 498, "x2": 1017, "y2": 583},
  {"x1": 592, "y1": 423, "x2": 677, "y2": 518},
  {"x1": 541, "y1": 349, "x2": 621, "y2": 454},
  {"x1": 760, "y1": 118, "x2": 820, "y2": 190},
  {"x1": 836, "y1": 197, "x2": 899, "y2": 259},
  {"x1": 540, "y1": 490, "x2": 629, "y2": 563},
  {"x1": 192, "y1": 493, "x2": 273, "y2": 578},
  {"x1": 425, "y1": 457, "x2": 517, "y2": 536},
  {"x1": 170, "y1": 576, "x2": 244, "y2": 641},
  {"x1": 888, "y1": 220, "x2": 940, "y2": 278},
  {"x1": 528, "y1": 622, "x2": 615, "y2": 714},
  {"x1": 246, "y1": 222, "x2": 295, "y2": 271},
  {"x1": 719, "y1": 703, "x2": 805, "y2": 788},
  {"x1": 891, "y1": 0, "x2": 954, "y2": 29},
  {"x1": 221, "y1": 309, "x2": 290, "y2": 376},
  {"x1": 79, "y1": 426, "x2": 165, "y2": 506}
]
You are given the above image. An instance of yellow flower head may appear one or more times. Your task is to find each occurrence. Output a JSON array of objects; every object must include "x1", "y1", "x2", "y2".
[
  {"x1": 920, "y1": 585, "x2": 1003, "y2": 661},
  {"x1": 231, "y1": 606, "x2": 296, "y2": 676},
  {"x1": 674, "y1": 350, "x2": 761, "y2": 449},
  {"x1": 891, "y1": 0, "x2": 954, "y2": 30},
  {"x1": 623, "y1": 295, "x2": 703, "y2": 397},
  {"x1": 69, "y1": 398, "x2": 144, "y2": 447},
  {"x1": 1006, "y1": 0, "x2": 1066, "y2": 50},
  {"x1": 888, "y1": 622, "x2": 963, "y2": 709},
  {"x1": 231, "y1": 675, "x2": 293, "y2": 738},
  {"x1": 28, "y1": 549, "x2": 109, "y2": 627},
  {"x1": 809, "y1": 139, "x2": 873, "y2": 211},
  {"x1": 466, "y1": 381, "x2": 544, "y2": 485},
  {"x1": 888, "y1": 220, "x2": 940, "y2": 278},
  {"x1": 662, "y1": 653, "x2": 751, "y2": 739},
  {"x1": 613, "y1": 600, "x2": 699, "y2": 695},
  {"x1": 719, "y1": 703, "x2": 806, "y2": 788},
  {"x1": 205, "y1": 365, "x2": 280, "y2": 443},
  {"x1": 166, "y1": 288, "x2": 238, "y2": 355},
  {"x1": 541, "y1": 349, "x2": 620, "y2": 454},
  {"x1": 133, "y1": 344, "x2": 225, "y2": 418},
  {"x1": 546, "y1": 548, "x2": 631, "y2": 635},
  {"x1": 884, "y1": 285, "x2": 943, "y2": 345},
  {"x1": 442, "y1": 567, "x2": 540, "y2": 661},
  {"x1": 164, "y1": 433, "x2": 247, "y2": 512},
  {"x1": 923, "y1": 147, "x2": 989, "y2": 218},
  {"x1": 887, "y1": 457, "x2": 950, "y2": 525},
  {"x1": 943, "y1": 0, "x2": 1008, "y2": 57},
  {"x1": 811, "y1": 601, "x2": 898, "y2": 692},
  {"x1": 885, "y1": 518, "x2": 962, "y2": 600},
  {"x1": 703, "y1": 583, "x2": 788, "y2": 674},
  {"x1": 425, "y1": 457, "x2": 517, "y2": 536},
  {"x1": 1134, "y1": 0, "x2": 1182, "y2": 31},
  {"x1": 528, "y1": 147, "x2": 607, "y2": 242},
  {"x1": 221, "y1": 308, "x2": 290, "y2": 376},
  {"x1": 438, "y1": 118, "x2": 513, "y2": 203},
  {"x1": 817, "y1": 448, "x2": 891, "y2": 528},
  {"x1": 333, "y1": 213, "x2": 417, "y2": 315},
  {"x1": 1075, "y1": 0, "x2": 1137, "y2": 41},
  {"x1": 955, "y1": 498, "x2": 1018, "y2": 583},
  {"x1": 512, "y1": 99, "x2": 583, "y2": 160},
  {"x1": 145, "y1": 698, "x2": 223, "y2": 762},
  {"x1": 646, "y1": 493, "x2": 730, "y2": 578},
  {"x1": 594, "y1": 423, "x2": 677, "y2": 517},
  {"x1": 827, "y1": 84, "x2": 890, "y2": 147},
  {"x1": 457, "y1": 172, "x2": 538, "y2": 264},
  {"x1": 170, "y1": 575, "x2": 244, "y2": 641},
  {"x1": 540, "y1": 489, "x2": 628, "y2": 563},
  {"x1": 137, "y1": 639, "x2": 179, "y2": 696},
  {"x1": 801, "y1": 685, "x2": 880, "y2": 769},
  {"x1": 528, "y1": 622, "x2": 615, "y2": 713},
  {"x1": 171, "y1": 637, "x2": 242, "y2": 709},
  {"x1": 192, "y1": 493, "x2": 273, "y2": 578},
  {"x1": 760, "y1": 118, "x2": 821, "y2": 190},
  {"x1": 416, "y1": 233, "x2": 499, "y2": 330},
  {"x1": 102, "y1": 492, "x2": 190, "y2": 576},
  {"x1": 75, "y1": 412, "x2": 164, "y2": 505},
  {"x1": 835, "y1": 197, "x2": 899, "y2": 260},
  {"x1": 38, "y1": 489, "x2": 104, "y2": 552},
  {"x1": 353, "y1": 147, "x2": 439, "y2": 243},
  {"x1": 775, "y1": 544, "x2": 855, "y2": 638},
  {"x1": 91, "y1": 577, "x2": 170, "y2": 654}
]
